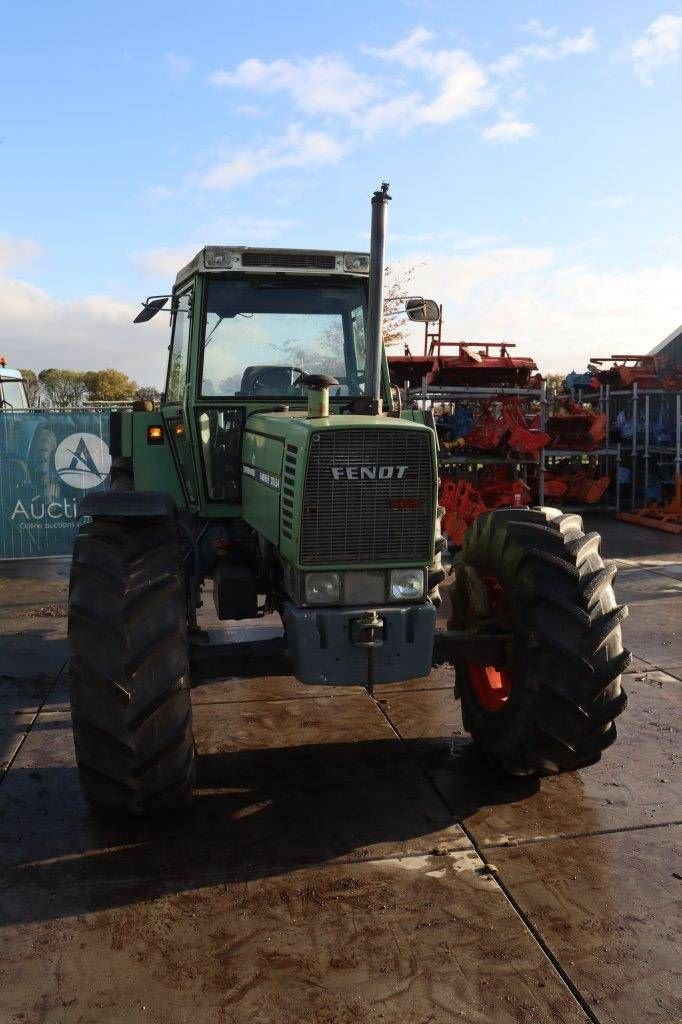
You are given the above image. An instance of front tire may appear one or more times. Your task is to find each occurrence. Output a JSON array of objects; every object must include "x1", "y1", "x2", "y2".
[
  {"x1": 451, "y1": 507, "x2": 630, "y2": 775},
  {"x1": 68, "y1": 516, "x2": 195, "y2": 814}
]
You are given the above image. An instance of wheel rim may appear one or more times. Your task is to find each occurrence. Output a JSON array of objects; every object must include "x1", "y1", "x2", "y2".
[{"x1": 466, "y1": 575, "x2": 514, "y2": 712}]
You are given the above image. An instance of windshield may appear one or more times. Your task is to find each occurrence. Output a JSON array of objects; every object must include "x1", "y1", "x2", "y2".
[{"x1": 200, "y1": 278, "x2": 367, "y2": 397}]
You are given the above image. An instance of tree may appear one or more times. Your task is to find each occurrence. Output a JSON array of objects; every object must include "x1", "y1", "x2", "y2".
[
  {"x1": 19, "y1": 369, "x2": 40, "y2": 407},
  {"x1": 545, "y1": 373, "x2": 565, "y2": 397},
  {"x1": 383, "y1": 264, "x2": 420, "y2": 349},
  {"x1": 83, "y1": 369, "x2": 138, "y2": 402},
  {"x1": 135, "y1": 385, "x2": 162, "y2": 405},
  {"x1": 38, "y1": 369, "x2": 87, "y2": 407}
]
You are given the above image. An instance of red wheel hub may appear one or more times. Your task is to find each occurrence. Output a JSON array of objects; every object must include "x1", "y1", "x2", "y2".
[{"x1": 466, "y1": 575, "x2": 514, "y2": 712}]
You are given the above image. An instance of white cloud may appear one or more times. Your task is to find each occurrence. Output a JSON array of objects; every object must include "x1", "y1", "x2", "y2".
[
  {"x1": 481, "y1": 118, "x2": 536, "y2": 143},
  {"x1": 165, "y1": 51, "x2": 191, "y2": 79},
  {"x1": 0, "y1": 275, "x2": 168, "y2": 384},
  {"x1": 197, "y1": 125, "x2": 350, "y2": 191},
  {"x1": 211, "y1": 34, "x2": 493, "y2": 134},
  {"x1": 0, "y1": 234, "x2": 42, "y2": 273},
  {"x1": 210, "y1": 55, "x2": 380, "y2": 118},
  {"x1": 155, "y1": 27, "x2": 598, "y2": 194},
  {"x1": 588, "y1": 194, "x2": 636, "y2": 209},
  {"x1": 398, "y1": 246, "x2": 682, "y2": 372},
  {"x1": 364, "y1": 28, "x2": 494, "y2": 127},
  {"x1": 491, "y1": 27, "x2": 596, "y2": 75},
  {"x1": 523, "y1": 27, "x2": 597, "y2": 59},
  {"x1": 630, "y1": 13, "x2": 682, "y2": 84}
]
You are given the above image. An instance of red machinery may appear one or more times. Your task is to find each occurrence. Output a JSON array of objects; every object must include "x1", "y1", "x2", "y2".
[
  {"x1": 590, "y1": 355, "x2": 660, "y2": 390},
  {"x1": 542, "y1": 468, "x2": 611, "y2": 505},
  {"x1": 389, "y1": 341, "x2": 539, "y2": 390},
  {"x1": 441, "y1": 469, "x2": 530, "y2": 548},
  {"x1": 547, "y1": 397, "x2": 607, "y2": 450},
  {"x1": 464, "y1": 396, "x2": 549, "y2": 457}
]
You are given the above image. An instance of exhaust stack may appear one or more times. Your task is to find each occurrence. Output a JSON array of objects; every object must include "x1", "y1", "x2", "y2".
[{"x1": 365, "y1": 182, "x2": 391, "y2": 415}]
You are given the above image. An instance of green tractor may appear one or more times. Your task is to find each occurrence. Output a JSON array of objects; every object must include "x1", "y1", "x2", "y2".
[{"x1": 68, "y1": 186, "x2": 629, "y2": 815}]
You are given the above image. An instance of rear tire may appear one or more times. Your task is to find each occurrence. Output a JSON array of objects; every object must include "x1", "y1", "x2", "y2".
[
  {"x1": 68, "y1": 516, "x2": 195, "y2": 814},
  {"x1": 450, "y1": 507, "x2": 630, "y2": 775}
]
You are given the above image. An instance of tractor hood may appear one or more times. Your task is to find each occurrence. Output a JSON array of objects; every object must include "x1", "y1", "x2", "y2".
[{"x1": 241, "y1": 411, "x2": 438, "y2": 571}]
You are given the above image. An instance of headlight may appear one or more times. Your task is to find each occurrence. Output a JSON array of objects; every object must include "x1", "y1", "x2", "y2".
[
  {"x1": 204, "y1": 246, "x2": 234, "y2": 268},
  {"x1": 390, "y1": 569, "x2": 424, "y2": 601},
  {"x1": 304, "y1": 572, "x2": 341, "y2": 605},
  {"x1": 344, "y1": 253, "x2": 370, "y2": 272}
]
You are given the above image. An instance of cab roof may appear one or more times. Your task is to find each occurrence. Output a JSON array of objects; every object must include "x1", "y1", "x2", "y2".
[{"x1": 175, "y1": 246, "x2": 370, "y2": 288}]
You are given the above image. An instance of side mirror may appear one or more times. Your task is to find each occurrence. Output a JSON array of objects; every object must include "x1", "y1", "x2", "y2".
[{"x1": 405, "y1": 297, "x2": 441, "y2": 323}]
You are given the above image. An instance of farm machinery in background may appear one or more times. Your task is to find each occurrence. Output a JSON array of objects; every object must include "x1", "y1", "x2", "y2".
[
  {"x1": 388, "y1": 340, "x2": 549, "y2": 457},
  {"x1": 568, "y1": 353, "x2": 682, "y2": 397},
  {"x1": 440, "y1": 469, "x2": 532, "y2": 548},
  {"x1": 588, "y1": 353, "x2": 682, "y2": 392},
  {"x1": 388, "y1": 339, "x2": 540, "y2": 390},
  {"x1": 389, "y1": 338, "x2": 614, "y2": 549},
  {"x1": 388, "y1": 340, "x2": 547, "y2": 547},
  {"x1": 567, "y1": 353, "x2": 682, "y2": 451}
]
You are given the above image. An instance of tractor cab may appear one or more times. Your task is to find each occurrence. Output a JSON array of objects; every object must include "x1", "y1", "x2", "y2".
[{"x1": 0, "y1": 360, "x2": 29, "y2": 411}]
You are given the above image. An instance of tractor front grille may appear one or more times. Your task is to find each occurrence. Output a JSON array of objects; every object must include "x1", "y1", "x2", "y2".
[
  {"x1": 300, "y1": 428, "x2": 434, "y2": 565},
  {"x1": 241, "y1": 251, "x2": 337, "y2": 270}
]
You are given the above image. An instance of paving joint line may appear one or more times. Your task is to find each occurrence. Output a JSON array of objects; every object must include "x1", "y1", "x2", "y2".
[
  {"x1": 480, "y1": 818, "x2": 682, "y2": 849},
  {"x1": 622, "y1": 562, "x2": 682, "y2": 583},
  {"x1": 370, "y1": 695, "x2": 602, "y2": 1024},
  {"x1": 0, "y1": 659, "x2": 67, "y2": 787}
]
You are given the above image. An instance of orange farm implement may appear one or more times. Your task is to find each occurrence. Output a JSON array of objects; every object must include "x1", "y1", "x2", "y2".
[{"x1": 618, "y1": 475, "x2": 682, "y2": 534}]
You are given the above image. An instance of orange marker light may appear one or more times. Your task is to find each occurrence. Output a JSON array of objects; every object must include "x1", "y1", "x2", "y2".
[
  {"x1": 175, "y1": 422, "x2": 185, "y2": 437},
  {"x1": 147, "y1": 425, "x2": 164, "y2": 445}
]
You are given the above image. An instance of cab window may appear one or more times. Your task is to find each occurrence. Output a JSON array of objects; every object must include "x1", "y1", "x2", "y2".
[
  {"x1": 166, "y1": 290, "x2": 193, "y2": 403},
  {"x1": 200, "y1": 279, "x2": 367, "y2": 398},
  {"x1": 1, "y1": 380, "x2": 28, "y2": 410}
]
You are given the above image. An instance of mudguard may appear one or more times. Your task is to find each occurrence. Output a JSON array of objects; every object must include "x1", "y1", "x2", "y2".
[{"x1": 78, "y1": 490, "x2": 177, "y2": 519}]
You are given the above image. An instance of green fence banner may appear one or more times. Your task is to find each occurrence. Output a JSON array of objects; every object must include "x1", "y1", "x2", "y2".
[{"x1": 0, "y1": 409, "x2": 112, "y2": 559}]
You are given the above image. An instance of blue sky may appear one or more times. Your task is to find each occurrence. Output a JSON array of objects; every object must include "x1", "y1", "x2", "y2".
[{"x1": 1, "y1": 0, "x2": 681, "y2": 383}]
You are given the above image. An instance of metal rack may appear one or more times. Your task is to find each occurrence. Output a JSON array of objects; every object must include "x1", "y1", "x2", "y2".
[
  {"x1": 408, "y1": 370, "x2": 682, "y2": 516},
  {"x1": 409, "y1": 378, "x2": 630, "y2": 512},
  {"x1": 606, "y1": 384, "x2": 682, "y2": 510},
  {"x1": 408, "y1": 381, "x2": 548, "y2": 504}
]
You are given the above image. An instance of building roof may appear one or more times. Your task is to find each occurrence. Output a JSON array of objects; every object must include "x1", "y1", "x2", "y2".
[{"x1": 650, "y1": 325, "x2": 682, "y2": 356}]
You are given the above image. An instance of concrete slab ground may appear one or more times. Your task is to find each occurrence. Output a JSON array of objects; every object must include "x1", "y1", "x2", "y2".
[{"x1": 0, "y1": 516, "x2": 680, "y2": 1024}]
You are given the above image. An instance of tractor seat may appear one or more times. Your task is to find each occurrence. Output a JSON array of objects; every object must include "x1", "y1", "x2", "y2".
[{"x1": 238, "y1": 365, "x2": 304, "y2": 396}]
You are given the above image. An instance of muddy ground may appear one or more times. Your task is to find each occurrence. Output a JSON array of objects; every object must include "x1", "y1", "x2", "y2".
[{"x1": 0, "y1": 516, "x2": 680, "y2": 1024}]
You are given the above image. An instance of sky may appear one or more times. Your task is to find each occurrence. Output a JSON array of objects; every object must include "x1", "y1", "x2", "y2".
[{"x1": 1, "y1": 0, "x2": 681, "y2": 385}]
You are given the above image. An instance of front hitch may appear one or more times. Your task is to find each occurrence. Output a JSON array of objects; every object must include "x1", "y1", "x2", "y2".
[{"x1": 350, "y1": 610, "x2": 385, "y2": 695}]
